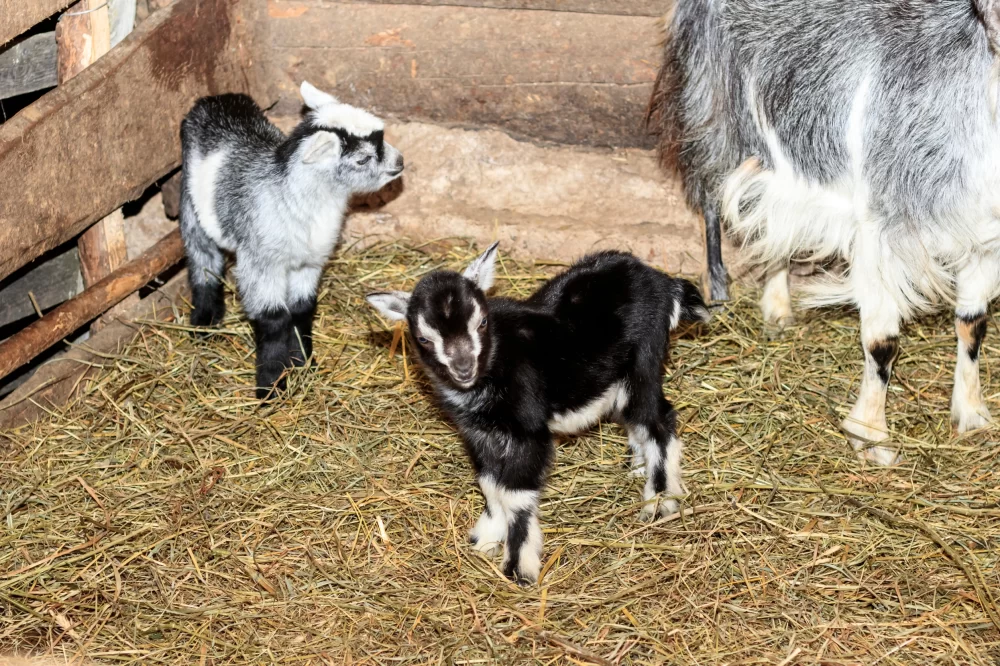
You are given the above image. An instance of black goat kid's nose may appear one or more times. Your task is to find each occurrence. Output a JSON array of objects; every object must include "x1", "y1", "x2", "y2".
[{"x1": 453, "y1": 358, "x2": 475, "y2": 375}]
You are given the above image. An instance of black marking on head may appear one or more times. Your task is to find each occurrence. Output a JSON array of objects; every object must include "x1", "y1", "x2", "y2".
[
  {"x1": 959, "y1": 312, "x2": 989, "y2": 362},
  {"x1": 407, "y1": 270, "x2": 491, "y2": 388},
  {"x1": 867, "y1": 337, "x2": 899, "y2": 385}
]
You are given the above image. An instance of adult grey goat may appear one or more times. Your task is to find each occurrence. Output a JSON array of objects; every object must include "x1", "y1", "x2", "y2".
[{"x1": 649, "y1": 0, "x2": 1000, "y2": 464}]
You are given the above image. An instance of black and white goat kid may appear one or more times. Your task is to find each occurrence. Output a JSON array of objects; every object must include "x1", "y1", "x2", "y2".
[
  {"x1": 366, "y1": 244, "x2": 709, "y2": 584},
  {"x1": 179, "y1": 82, "x2": 404, "y2": 398},
  {"x1": 649, "y1": 0, "x2": 1000, "y2": 463}
]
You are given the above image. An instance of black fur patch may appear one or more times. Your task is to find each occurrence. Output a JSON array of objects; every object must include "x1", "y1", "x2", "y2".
[
  {"x1": 502, "y1": 509, "x2": 532, "y2": 585},
  {"x1": 959, "y1": 312, "x2": 988, "y2": 362},
  {"x1": 288, "y1": 298, "x2": 317, "y2": 367},
  {"x1": 868, "y1": 337, "x2": 899, "y2": 385},
  {"x1": 251, "y1": 307, "x2": 293, "y2": 400}
]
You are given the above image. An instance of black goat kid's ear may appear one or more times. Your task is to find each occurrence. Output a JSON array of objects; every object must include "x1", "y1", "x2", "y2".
[
  {"x1": 462, "y1": 241, "x2": 500, "y2": 291},
  {"x1": 366, "y1": 291, "x2": 411, "y2": 322}
]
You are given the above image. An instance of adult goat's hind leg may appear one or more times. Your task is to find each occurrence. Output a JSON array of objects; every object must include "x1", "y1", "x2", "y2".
[
  {"x1": 760, "y1": 267, "x2": 793, "y2": 335},
  {"x1": 842, "y1": 243, "x2": 902, "y2": 465},
  {"x1": 951, "y1": 256, "x2": 999, "y2": 432},
  {"x1": 703, "y1": 204, "x2": 730, "y2": 302}
]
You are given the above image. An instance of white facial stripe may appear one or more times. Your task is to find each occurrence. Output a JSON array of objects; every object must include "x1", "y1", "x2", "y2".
[
  {"x1": 467, "y1": 301, "x2": 483, "y2": 360},
  {"x1": 312, "y1": 104, "x2": 384, "y2": 137},
  {"x1": 416, "y1": 315, "x2": 451, "y2": 369}
]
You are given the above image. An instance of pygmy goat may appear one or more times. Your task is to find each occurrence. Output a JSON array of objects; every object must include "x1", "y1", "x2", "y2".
[
  {"x1": 179, "y1": 81, "x2": 404, "y2": 398},
  {"x1": 649, "y1": 0, "x2": 1000, "y2": 464},
  {"x1": 366, "y1": 244, "x2": 709, "y2": 584}
]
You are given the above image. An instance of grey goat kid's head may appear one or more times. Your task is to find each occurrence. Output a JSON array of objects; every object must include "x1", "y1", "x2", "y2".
[
  {"x1": 295, "y1": 81, "x2": 405, "y2": 194},
  {"x1": 366, "y1": 242, "x2": 500, "y2": 390}
]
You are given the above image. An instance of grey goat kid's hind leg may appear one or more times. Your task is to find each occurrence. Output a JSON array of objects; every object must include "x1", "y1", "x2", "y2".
[
  {"x1": 951, "y1": 258, "x2": 1000, "y2": 431},
  {"x1": 287, "y1": 266, "x2": 323, "y2": 367},
  {"x1": 179, "y1": 190, "x2": 226, "y2": 331}
]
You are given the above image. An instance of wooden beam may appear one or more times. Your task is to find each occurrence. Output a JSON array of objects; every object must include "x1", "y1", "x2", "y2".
[
  {"x1": 0, "y1": 0, "x2": 74, "y2": 48},
  {"x1": 316, "y1": 0, "x2": 667, "y2": 17},
  {"x1": 0, "y1": 269, "x2": 188, "y2": 429},
  {"x1": 0, "y1": 0, "x2": 271, "y2": 284},
  {"x1": 0, "y1": 32, "x2": 58, "y2": 100},
  {"x1": 269, "y1": 1, "x2": 660, "y2": 148},
  {"x1": 59, "y1": 0, "x2": 138, "y2": 330},
  {"x1": 0, "y1": 229, "x2": 182, "y2": 382}
]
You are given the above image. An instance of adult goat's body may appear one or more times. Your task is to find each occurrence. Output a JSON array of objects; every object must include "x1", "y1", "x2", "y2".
[{"x1": 650, "y1": 0, "x2": 1000, "y2": 462}]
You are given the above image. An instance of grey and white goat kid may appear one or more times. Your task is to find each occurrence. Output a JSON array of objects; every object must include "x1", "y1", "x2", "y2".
[
  {"x1": 366, "y1": 244, "x2": 709, "y2": 584},
  {"x1": 649, "y1": 0, "x2": 1000, "y2": 463},
  {"x1": 179, "y1": 82, "x2": 404, "y2": 398}
]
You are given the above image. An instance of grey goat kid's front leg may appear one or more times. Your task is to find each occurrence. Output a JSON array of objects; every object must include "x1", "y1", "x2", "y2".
[
  {"x1": 475, "y1": 477, "x2": 543, "y2": 585},
  {"x1": 287, "y1": 266, "x2": 323, "y2": 367}
]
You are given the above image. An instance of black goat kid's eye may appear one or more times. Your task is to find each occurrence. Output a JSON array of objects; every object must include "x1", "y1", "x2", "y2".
[
  {"x1": 418, "y1": 337, "x2": 429, "y2": 345},
  {"x1": 479, "y1": 318, "x2": 487, "y2": 329}
]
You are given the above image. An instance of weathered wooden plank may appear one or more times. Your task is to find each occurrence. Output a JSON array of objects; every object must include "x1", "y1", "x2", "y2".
[
  {"x1": 0, "y1": 247, "x2": 82, "y2": 328},
  {"x1": 312, "y1": 0, "x2": 667, "y2": 17},
  {"x1": 0, "y1": 229, "x2": 182, "y2": 382},
  {"x1": 0, "y1": 269, "x2": 187, "y2": 429},
  {"x1": 0, "y1": 32, "x2": 58, "y2": 100},
  {"x1": 269, "y1": 1, "x2": 660, "y2": 148},
  {"x1": 0, "y1": 0, "x2": 272, "y2": 284},
  {"x1": 0, "y1": 0, "x2": 74, "y2": 47}
]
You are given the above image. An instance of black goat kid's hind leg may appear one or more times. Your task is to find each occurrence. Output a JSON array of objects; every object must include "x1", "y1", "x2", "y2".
[
  {"x1": 179, "y1": 190, "x2": 225, "y2": 332},
  {"x1": 251, "y1": 307, "x2": 293, "y2": 400}
]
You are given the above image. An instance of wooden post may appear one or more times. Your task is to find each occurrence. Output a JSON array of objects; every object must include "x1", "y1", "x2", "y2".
[{"x1": 57, "y1": 0, "x2": 138, "y2": 331}]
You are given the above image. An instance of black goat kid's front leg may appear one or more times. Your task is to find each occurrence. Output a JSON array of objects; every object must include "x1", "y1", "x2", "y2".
[
  {"x1": 288, "y1": 298, "x2": 317, "y2": 367},
  {"x1": 251, "y1": 307, "x2": 293, "y2": 400}
]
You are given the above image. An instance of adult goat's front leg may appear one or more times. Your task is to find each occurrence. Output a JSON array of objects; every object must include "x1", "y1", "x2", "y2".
[{"x1": 951, "y1": 258, "x2": 998, "y2": 431}]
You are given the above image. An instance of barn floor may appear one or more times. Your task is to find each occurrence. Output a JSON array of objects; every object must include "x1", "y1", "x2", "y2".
[{"x1": 2, "y1": 241, "x2": 999, "y2": 665}]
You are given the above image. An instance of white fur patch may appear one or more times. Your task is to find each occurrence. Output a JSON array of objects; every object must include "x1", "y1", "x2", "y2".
[
  {"x1": 548, "y1": 382, "x2": 629, "y2": 435},
  {"x1": 416, "y1": 315, "x2": 450, "y2": 368},
  {"x1": 188, "y1": 149, "x2": 231, "y2": 251},
  {"x1": 760, "y1": 268, "x2": 793, "y2": 327},
  {"x1": 312, "y1": 104, "x2": 384, "y2": 137},
  {"x1": 467, "y1": 301, "x2": 483, "y2": 360}
]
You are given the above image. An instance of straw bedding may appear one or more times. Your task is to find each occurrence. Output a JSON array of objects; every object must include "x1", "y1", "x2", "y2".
[{"x1": 1, "y1": 240, "x2": 999, "y2": 665}]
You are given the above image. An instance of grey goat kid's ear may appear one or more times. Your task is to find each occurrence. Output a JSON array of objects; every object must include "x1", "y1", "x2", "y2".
[
  {"x1": 300, "y1": 80, "x2": 338, "y2": 109},
  {"x1": 301, "y1": 131, "x2": 342, "y2": 164},
  {"x1": 366, "y1": 291, "x2": 411, "y2": 322},
  {"x1": 462, "y1": 241, "x2": 500, "y2": 291}
]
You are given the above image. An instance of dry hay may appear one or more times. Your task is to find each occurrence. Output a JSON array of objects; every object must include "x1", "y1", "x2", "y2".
[{"x1": 1, "y1": 240, "x2": 999, "y2": 665}]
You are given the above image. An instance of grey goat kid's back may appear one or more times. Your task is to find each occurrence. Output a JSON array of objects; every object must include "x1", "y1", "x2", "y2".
[
  {"x1": 179, "y1": 82, "x2": 404, "y2": 399},
  {"x1": 366, "y1": 244, "x2": 709, "y2": 584},
  {"x1": 650, "y1": 0, "x2": 1000, "y2": 463}
]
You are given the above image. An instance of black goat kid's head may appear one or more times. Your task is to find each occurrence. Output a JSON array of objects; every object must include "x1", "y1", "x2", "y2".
[{"x1": 366, "y1": 242, "x2": 499, "y2": 390}]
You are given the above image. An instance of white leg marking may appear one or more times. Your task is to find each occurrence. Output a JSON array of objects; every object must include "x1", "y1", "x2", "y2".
[
  {"x1": 663, "y1": 436, "x2": 685, "y2": 516},
  {"x1": 951, "y1": 257, "x2": 1000, "y2": 432},
  {"x1": 760, "y1": 268, "x2": 793, "y2": 329},
  {"x1": 476, "y1": 477, "x2": 542, "y2": 582},
  {"x1": 952, "y1": 320, "x2": 992, "y2": 432}
]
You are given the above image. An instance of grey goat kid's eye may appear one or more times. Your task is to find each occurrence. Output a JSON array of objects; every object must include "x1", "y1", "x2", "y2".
[{"x1": 357, "y1": 155, "x2": 372, "y2": 165}]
